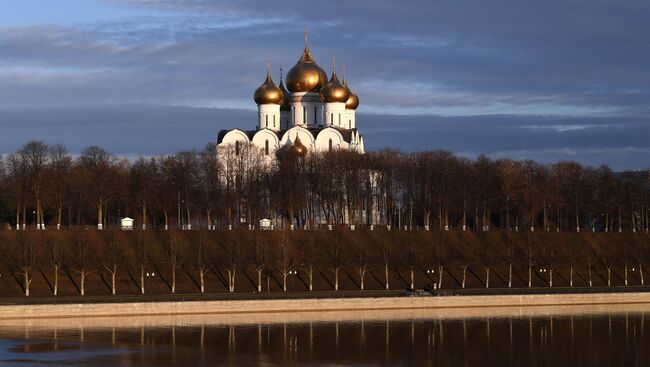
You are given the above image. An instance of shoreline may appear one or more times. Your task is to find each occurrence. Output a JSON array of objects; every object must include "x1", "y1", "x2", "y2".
[{"x1": 1, "y1": 291, "x2": 650, "y2": 323}]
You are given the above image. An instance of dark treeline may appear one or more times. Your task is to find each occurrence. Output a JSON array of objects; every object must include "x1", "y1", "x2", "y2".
[
  {"x1": 0, "y1": 229, "x2": 648, "y2": 297},
  {"x1": 0, "y1": 140, "x2": 648, "y2": 232}
]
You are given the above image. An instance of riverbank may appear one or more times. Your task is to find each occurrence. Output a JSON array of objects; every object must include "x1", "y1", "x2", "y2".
[{"x1": 1, "y1": 291, "x2": 650, "y2": 322}]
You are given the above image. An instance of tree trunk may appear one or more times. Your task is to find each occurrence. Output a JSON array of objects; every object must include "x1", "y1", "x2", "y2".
[
  {"x1": 625, "y1": 262, "x2": 628, "y2": 286},
  {"x1": 57, "y1": 201, "x2": 63, "y2": 230},
  {"x1": 360, "y1": 272, "x2": 365, "y2": 290},
  {"x1": 508, "y1": 263, "x2": 512, "y2": 288},
  {"x1": 228, "y1": 268, "x2": 235, "y2": 293},
  {"x1": 528, "y1": 265, "x2": 532, "y2": 288},
  {"x1": 410, "y1": 268, "x2": 414, "y2": 289},
  {"x1": 97, "y1": 199, "x2": 103, "y2": 230},
  {"x1": 485, "y1": 267, "x2": 490, "y2": 288},
  {"x1": 171, "y1": 266, "x2": 176, "y2": 294},
  {"x1": 308, "y1": 268, "x2": 313, "y2": 291},
  {"x1": 111, "y1": 271, "x2": 116, "y2": 295},
  {"x1": 588, "y1": 261, "x2": 593, "y2": 287},
  {"x1": 257, "y1": 270, "x2": 262, "y2": 293},
  {"x1": 640, "y1": 263, "x2": 645, "y2": 286},
  {"x1": 384, "y1": 263, "x2": 389, "y2": 290},
  {"x1": 335, "y1": 269, "x2": 339, "y2": 291},
  {"x1": 140, "y1": 267, "x2": 145, "y2": 295},
  {"x1": 80, "y1": 272, "x2": 85, "y2": 296},
  {"x1": 607, "y1": 266, "x2": 611, "y2": 286},
  {"x1": 23, "y1": 271, "x2": 31, "y2": 297},
  {"x1": 283, "y1": 274, "x2": 287, "y2": 292},
  {"x1": 462, "y1": 266, "x2": 467, "y2": 289},
  {"x1": 549, "y1": 268, "x2": 553, "y2": 287},
  {"x1": 570, "y1": 264, "x2": 574, "y2": 287},
  {"x1": 438, "y1": 265, "x2": 443, "y2": 289},
  {"x1": 142, "y1": 202, "x2": 147, "y2": 230},
  {"x1": 53, "y1": 266, "x2": 59, "y2": 296},
  {"x1": 200, "y1": 270, "x2": 205, "y2": 293}
]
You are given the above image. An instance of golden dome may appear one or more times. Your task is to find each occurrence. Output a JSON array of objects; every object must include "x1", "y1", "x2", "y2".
[
  {"x1": 343, "y1": 79, "x2": 359, "y2": 110},
  {"x1": 287, "y1": 135, "x2": 308, "y2": 157},
  {"x1": 320, "y1": 68, "x2": 349, "y2": 103},
  {"x1": 285, "y1": 42, "x2": 328, "y2": 93},
  {"x1": 253, "y1": 67, "x2": 282, "y2": 105},
  {"x1": 278, "y1": 78, "x2": 291, "y2": 111}
]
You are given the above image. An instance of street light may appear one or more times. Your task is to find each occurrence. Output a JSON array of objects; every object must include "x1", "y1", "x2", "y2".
[{"x1": 289, "y1": 270, "x2": 298, "y2": 291}]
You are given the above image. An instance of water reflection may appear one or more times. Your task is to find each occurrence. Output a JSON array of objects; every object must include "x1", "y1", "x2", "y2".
[{"x1": 0, "y1": 306, "x2": 649, "y2": 366}]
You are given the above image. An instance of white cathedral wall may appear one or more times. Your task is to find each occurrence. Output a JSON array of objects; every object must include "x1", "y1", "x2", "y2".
[
  {"x1": 290, "y1": 92, "x2": 323, "y2": 127},
  {"x1": 258, "y1": 104, "x2": 281, "y2": 131},
  {"x1": 323, "y1": 102, "x2": 346, "y2": 128},
  {"x1": 344, "y1": 109, "x2": 356, "y2": 129}
]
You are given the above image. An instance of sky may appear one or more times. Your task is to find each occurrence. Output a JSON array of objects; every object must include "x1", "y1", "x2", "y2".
[{"x1": 0, "y1": 0, "x2": 648, "y2": 170}]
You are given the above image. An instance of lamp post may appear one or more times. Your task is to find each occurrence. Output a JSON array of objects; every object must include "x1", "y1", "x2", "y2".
[
  {"x1": 426, "y1": 268, "x2": 436, "y2": 289},
  {"x1": 289, "y1": 270, "x2": 298, "y2": 291}
]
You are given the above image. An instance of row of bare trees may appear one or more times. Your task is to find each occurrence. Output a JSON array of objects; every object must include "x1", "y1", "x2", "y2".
[
  {"x1": 0, "y1": 141, "x2": 648, "y2": 232},
  {"x1": 0, "y1": 229, "x2": 647, "y2": 297}
]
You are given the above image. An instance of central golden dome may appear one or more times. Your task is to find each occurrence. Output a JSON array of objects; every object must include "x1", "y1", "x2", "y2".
[
  {"x1": 320, "y1": 68, "x2": 349, "y2": 103},
  {"x1": 286, "y1": 44, "x2": 328, "y2": 93}
]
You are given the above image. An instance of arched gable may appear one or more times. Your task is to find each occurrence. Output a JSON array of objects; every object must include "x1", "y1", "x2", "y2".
[
  {"x1": 315, "y1": 127, "x2": 347, "y2": 153},
  {"x1": 219, "y1": 129, "x2": 251, "y2": 146},
  {"x1": 251, "y1": 129, "x2": 280, "y2": 156},
  {"x1": 280, "y1": 126, "x2": 315, "y2": 150}
]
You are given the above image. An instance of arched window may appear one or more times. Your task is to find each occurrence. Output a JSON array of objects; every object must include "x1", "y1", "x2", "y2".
[
  {"x1": 273, "y1": 115, "x2": 276, "y2": 127},
  {"x1": 338, "y1": 114, "x2": 341, "y2": 125},
  {"x1": 314, "y1": 106, "x2": 318, "y2": 125},
  {"x1": 292, "y1": 106, "x2": 295, "y2": 122},
  {"x1": 303, "y1": 106, "x2": 307, "y2": 124},
  {"x1": 235, "y1": 141, "x2": 240, "y2": 156},
  {"x1": 329, "y1": 138, "x2": 333, "y2": 152},
  {"x1": 265, "y1": 115, "x2": 268, "y2": 127},
  {"x1": 265, "y1": 140, "x2": 269, "y2": 155},
  {"x1": 349, "y1": 119, "x2": 351, "y2": 129},
  {"x1": 330, "y1": 113, "x2": 333, "y2": 124}
]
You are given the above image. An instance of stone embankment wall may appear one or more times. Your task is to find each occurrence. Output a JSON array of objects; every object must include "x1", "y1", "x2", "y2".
[{"x1": 1, "y1": 292, "x2": 650, "y2": 322}]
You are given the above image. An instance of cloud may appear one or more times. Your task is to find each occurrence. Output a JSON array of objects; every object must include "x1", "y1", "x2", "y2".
[{"x1": 0, "y1": 0, "x2": 648, "y2": 169}]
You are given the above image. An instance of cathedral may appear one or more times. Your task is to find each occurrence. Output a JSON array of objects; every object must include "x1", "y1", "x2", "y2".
[{"x1": 217, "y1": 34, "x2": 364, "y2": 158}]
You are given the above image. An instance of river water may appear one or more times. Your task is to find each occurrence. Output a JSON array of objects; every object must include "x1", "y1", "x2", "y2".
[{"x1": 0, "y1": 305, "x2": 648, "y2": 366}]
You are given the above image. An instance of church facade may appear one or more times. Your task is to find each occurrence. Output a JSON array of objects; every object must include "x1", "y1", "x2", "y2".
[{"x1": 217, "y1": 35, "x2": 364, "y2": 158}]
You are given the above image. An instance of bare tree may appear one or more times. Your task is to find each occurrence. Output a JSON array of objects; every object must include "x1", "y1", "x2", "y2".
[
  {"x1": 16, "y1": 234, "x2": 35, "y2": 296},
  {"x1": 71, "y1": 231, "x2": 92, "y2": 296},
  {"x1": 102, "y1": 230, "x2": 121, "y2": 295},
  {"x1": 136, "y1": 232, "x2": 148, "y2": 294},
  {"x1": 18, "y1": 141, "x2": 50, "y2": 230},
  {"x1": 276, "y1": 233, "x2": 294, "y2": 292},
  {"x1": 47, "y1": 233, "x2": 63, "y2": 296},
  {"x1": 299, "y1": 231, "x2": 318, "y2": 291},
  {"x1": 193, "y1": 232, "x2": 209, "y2": 293},
  {"x1": 252, "y1": 233, "x2": 269, "y2": 292},
  {"x1": 165, "y1": 231, "x2": 182, "y2": 294}
]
